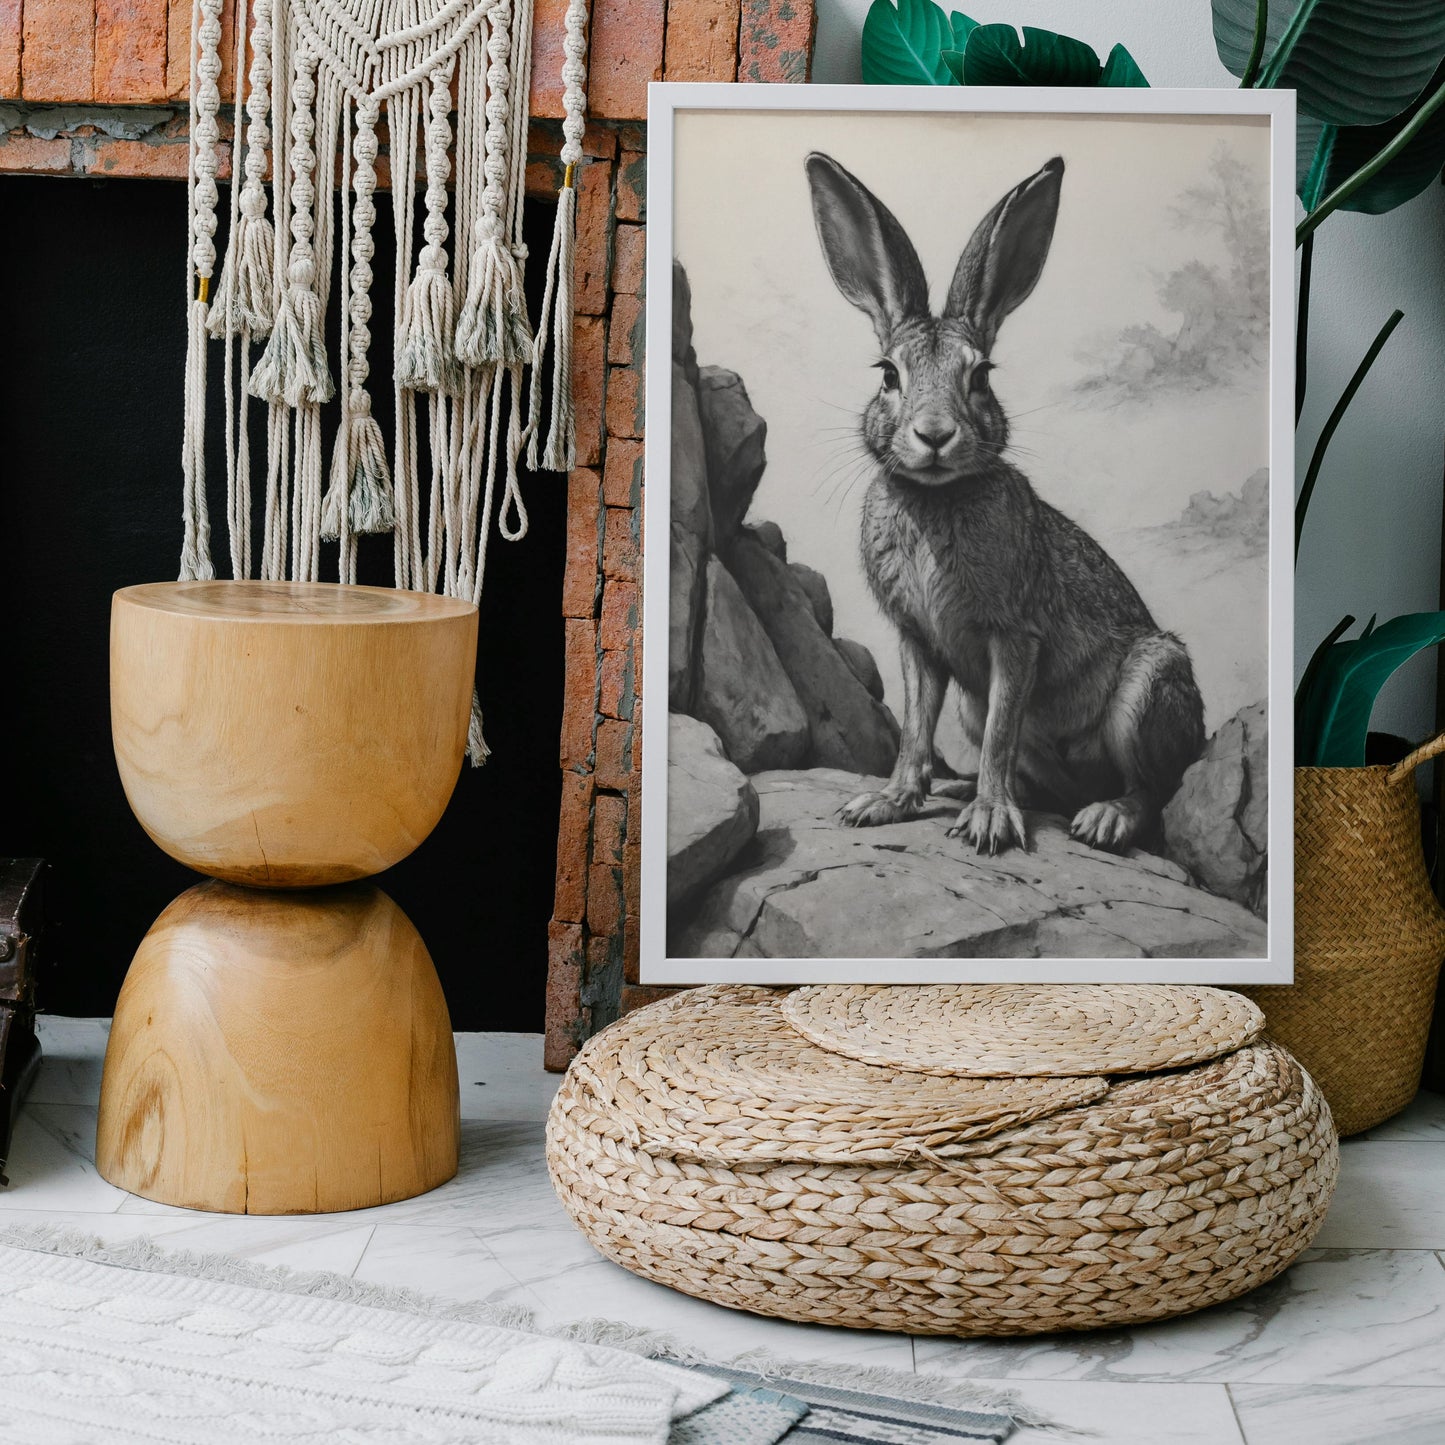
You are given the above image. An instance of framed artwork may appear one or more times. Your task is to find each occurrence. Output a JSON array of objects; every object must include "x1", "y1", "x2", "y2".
[{"x1": 641, "y1": 83, "x2": 1295, "y2": 984}]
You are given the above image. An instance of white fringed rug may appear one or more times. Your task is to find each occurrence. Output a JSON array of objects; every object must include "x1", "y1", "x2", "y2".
[{"x1": 0, "y1": 1226, "x2": 1028, "y2": 1445}]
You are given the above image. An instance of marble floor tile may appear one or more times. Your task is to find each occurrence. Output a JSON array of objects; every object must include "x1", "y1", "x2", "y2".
[
  {"x1": 992, "y1": 1380, "x2": 1244, "y2": 1444},
  {"x1": 915, "y1": 1250, "x2": 1445, "y2": 1387},
  {"x1": 0, "y1": 1106, "x2": 129, "y2": 1214},
  {"x1": 1230, "y1": 1384, "x2": 1445, "y2": 1445},
  {"x1": 454, "y1": 1033, "x2": 561, "y2": 1122},
  {"x1": 1315, "y1": 1141, "x2": 1445, "y2": 1249},
  {"x1": 351, "y1": 1223, "x2": 525, "y2": 1303},
  {"x1": 1355, "y1": 1089, "x2": 1445, "y2": 1142},
  {"x1": 0, "y1": 1207, "x2": 376, "y2": 1274},
  {"x1": 30, "y1": 1017, "x2": 111, "y2": 1106}
]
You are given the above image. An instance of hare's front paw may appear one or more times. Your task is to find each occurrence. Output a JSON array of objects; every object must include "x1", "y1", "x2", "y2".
[
  {"x1": 1070, "y1": 797, "x2": 1143, "y2": 852},
  {"x1": 839, "y1": 788, "x2": 923, "y2": 828},
  {"x1": 948, "y1": 796, "x2": 1028, "y2": 855}
]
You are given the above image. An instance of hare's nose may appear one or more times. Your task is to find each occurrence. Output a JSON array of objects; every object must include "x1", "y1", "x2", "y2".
[{"x1": 912, "y1": 424, "x2": 957, "y2": 451}]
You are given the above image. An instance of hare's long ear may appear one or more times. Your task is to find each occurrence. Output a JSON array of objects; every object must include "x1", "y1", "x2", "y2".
[
  {"x1": 944, "y1": 157, "x2": 1064, "y2": 350},
  {"x1": 806, "y1": 152, "x2": 928, "y2": 344}
]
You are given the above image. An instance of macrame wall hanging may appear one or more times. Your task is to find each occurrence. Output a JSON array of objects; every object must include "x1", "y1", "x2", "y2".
[{"x1": 181, "y1": 0, "x2": 591, "y2": 761}]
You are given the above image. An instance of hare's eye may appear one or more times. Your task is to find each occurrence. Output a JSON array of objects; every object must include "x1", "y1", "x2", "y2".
[
  {"x1": 876, "y1": 360, "x2": 901, "y2": 393},
  {"x1": 969, "y1": 362, "x2": 994, "y2": 395}
]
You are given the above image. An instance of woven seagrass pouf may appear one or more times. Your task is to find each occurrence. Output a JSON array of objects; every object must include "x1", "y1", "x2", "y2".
[{"x1": 546, "y1": 986, "x2": 1339, "y2": 1337}]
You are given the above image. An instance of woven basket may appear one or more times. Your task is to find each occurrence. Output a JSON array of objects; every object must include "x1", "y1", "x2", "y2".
[
  {"x1": 548, "y1": 987, "x2": 1338, "y2": 1337},
  {"x1": 1244, "y1": 738, "x2": 1445, "y2": 1138}
]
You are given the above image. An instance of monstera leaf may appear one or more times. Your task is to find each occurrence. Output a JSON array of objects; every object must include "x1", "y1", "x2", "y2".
[
  {"x1": 1298, "y1": 612, "x2": 1445, "y2": 766},
  {"x1": 1297, "y1": 57, "x2": 1445, "y2": 214},
  {"x1": 861, "y1": 0, "x2": 956, "y2": 85},
  {"x1": 861, "y1": 2, "x2": 1148, "y2": 88},
  {"x1": 1213, "y1": 0, "x2": 1445, "y2": 126}
]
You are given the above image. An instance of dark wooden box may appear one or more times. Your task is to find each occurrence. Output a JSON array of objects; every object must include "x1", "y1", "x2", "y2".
[{"x1": 0, "y1": 859, "x2": 45, "y2": 1185}]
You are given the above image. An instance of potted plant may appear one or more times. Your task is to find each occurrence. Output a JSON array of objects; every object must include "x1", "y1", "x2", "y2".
[{"x1": 861, "y1": 0, "x2": 1445, "y2": 1133}]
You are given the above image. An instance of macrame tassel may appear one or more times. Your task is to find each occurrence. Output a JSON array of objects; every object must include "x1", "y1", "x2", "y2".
[
  {"x1": 180, "y1": 292, "x2": 217, "y2": 581},
  {"x1": 322, "y1": 395, "x2": 396, "y2": 538},
  {"x1": 467, "y1": 690, "x2": 491, "y2": 767},
  {"x1": 208, "y1": 193, "x2": 276, "y2": 339},
  {"x1": 250, "y1": 255, "x2": 333, "y2": 407},
  {"x1": 455, "y1": 215, "x2": 533, "y2": 368},
  {"x1": 397, "y1": 252, "x2": 460, "y2": 394}
]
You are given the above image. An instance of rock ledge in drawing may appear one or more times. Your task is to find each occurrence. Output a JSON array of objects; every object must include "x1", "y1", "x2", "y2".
[{"x1": 671, "y1": 770, "x2": 1267, "y2": 960}]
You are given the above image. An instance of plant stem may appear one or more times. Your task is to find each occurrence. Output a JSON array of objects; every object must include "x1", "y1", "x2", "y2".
[
  {"x1": 1296, "y1": 231, "x2": 1313, "y2": 423},
  {"x1": 1295, "y1": 308, "x2": 1404, "y2": 559},
  {"x1": 1240, "y1": 0, "x2": 1270, "y2": 88},
  {"x1": 1297, "y1": 77, "x2": 1445, "y2": 244}
]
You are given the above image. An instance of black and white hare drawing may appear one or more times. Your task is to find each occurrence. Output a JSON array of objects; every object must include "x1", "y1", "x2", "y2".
[{"x1": 806, "y1": 151, "x2": 1206, "y2": 856}]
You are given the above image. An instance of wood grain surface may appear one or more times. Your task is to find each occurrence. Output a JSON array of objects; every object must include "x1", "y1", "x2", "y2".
[
  {"x1": 96, "y1": 880, "x2": 460, "y2": 1214},
  {"x1": 111, "y1": 581, "x2": 478, "y2": 886}
]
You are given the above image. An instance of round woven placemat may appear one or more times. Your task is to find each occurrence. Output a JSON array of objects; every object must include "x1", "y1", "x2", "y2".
[
  {"x1": 781, "y1": 983, "x2": 1265, "y2": 1077},
  {"x1": 570, "y1": 986, "x2": 1108, "y2": 1164}
]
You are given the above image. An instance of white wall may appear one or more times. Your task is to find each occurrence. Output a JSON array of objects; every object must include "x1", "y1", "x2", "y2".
[{"x1": 813, "y1": 0, "x2": 1445, "y2": 745}]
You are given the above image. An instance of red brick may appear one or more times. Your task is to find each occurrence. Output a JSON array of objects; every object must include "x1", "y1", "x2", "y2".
[
  {"x1": 615, "y1": 148, "x2": 646, "y2": 222},
  {"x1": 586, "y1": 860, "x2": 623, "y2": 939},
  {"x1": 619, "y1": 983, "x2": 689, "y2": 1016},
  {"x1": 665, "y1": 0, "x2": 740, "y2": 81},
  {"x1": 572, "y1": 315, "x2": 606, "y2": 467},
  {"x1": 0, "y1": 0, "x2": 22, "y2": 96},
  {"x1": 603, "y1": 437, "x2": 643, "y2": 509},
  {"x1": 593, "y1": 793, "x2": 627, "y2": 868},
  {"x1": 561, "y1": 466, "x2": 602, "y2": 619},
  {"x1": 589, "y1": 0, "x2": 664, "y2": 121},
  {"x1": 598, "y1": 647, "x2": 636, "y2": 720},
  {"x1": 605, "y1": 362, "x2": 644, "y2": 439},
  {"x1": 602, "y1": 504, "x2": 638, "y2": 582},
  {"x1": 525, "y1": 154, "x2": 565, "y2": 201},
  {"x1": 553, "y1": 770, "x2": 594, "y2": 924},
  {"x1": 622, "y1": 835, "x2": 642, "y2": 982},
  {"x1": 529, "y1": 121, "x2": 620, "y2": 161},
  {"x1": 608, "y1": 291, "x2": 644, "y2": 367},
  {"x1": 575, "y1": 158, "x2": 613, "y2": 316},
  {"x1": 599, "y1": 580, "x2": 639, "y2": 654},
  {"x1": 612, "y1": 222, "x2": 646, "y2": 295},
  {"x1": 594, "y1": 718, "x2": 634, "y2": 792},
  {"x1": 0, "y1": 133, "x2": 74, "y2": 174},
  {"x1": 620, "y1": 124, "x2": 646, "y2": 152},
  {"x1": 740, "y1": 0, "x2": 818, "y2": 83},
  {"x1": 22, "y1": 0, "x2": 95, "y2": 102},
  {"x1": 95, "y1": 0, "x2": 169, "y2": 102},
  {"x1": 544, "y1": 920, "x2": 586, "y2": 1070},
  {"x1": 528, "y1": 0, "x2": 569, "y2": 119},
  {"x1": 87, "y1": 136, "x2": 230, "y2": 180},
  {"x1": 560, "y1": 617, "x2": 599, "y2": 770}
]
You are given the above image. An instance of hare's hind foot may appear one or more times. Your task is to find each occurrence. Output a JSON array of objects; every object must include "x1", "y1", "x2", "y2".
[
  {"x1": 1071, "y1": 795, "x2": 1146, "y2": 852},
  {"x1": 948, "y1": 796, "x2": 1028, "y2": 855},
  {"x1": 839, "y1": 786, "x2": 927, "y2": 828}
]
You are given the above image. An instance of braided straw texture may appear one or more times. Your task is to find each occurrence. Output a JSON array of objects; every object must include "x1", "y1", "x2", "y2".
[
  {"x1": 568, "y1": 987, "x2": 1108, "y2": 1165},
  {"x1": 548, "y1": 1013, "x2": 1338, "y2": 1336},
  {"x1": 1244, "y1": 764, "x2": 1445, "y2": 1137},
  {"x1": 782, "y1": 984, "x2": 1265, "y2": 1078}
]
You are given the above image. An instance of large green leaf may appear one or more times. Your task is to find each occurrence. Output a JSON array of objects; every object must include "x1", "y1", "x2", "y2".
[
  {"x1": 1295, "y1": 613, "x2": 1355, "y2": 763},
  {"x1": 1099, "y1": 44, "x2": 1150, "y2": 88},
  {"x1": 1296, "y1": 59, "x2": 1445, "y2": 215},
  {"x1": 1213, "y1": 0, "x2": 1445, "y2": 126},
  {"x1": 955, "y1": 24, "x2": 1105, "y2": 87},
  {"x1": 862, "y1": 0, "x2": 956, "y2": 85},
  {"x1": 1304, "y1": 612, "x2": 1445, "y2": 767}
]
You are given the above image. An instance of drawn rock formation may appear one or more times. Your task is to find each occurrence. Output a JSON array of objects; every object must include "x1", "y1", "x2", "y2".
[
  {"x1": 672, "y1": 770, "x2": 1267, "y2": 960},
  {"x1": 1163, "y1": 700, "x2": 1268, "y2": 917},
  {"x1": 667, "y1": 714, "x2": 759, "y2": 907},
  {"x1": 669, "y1": 261, "x2": 899, "y2": 779}
]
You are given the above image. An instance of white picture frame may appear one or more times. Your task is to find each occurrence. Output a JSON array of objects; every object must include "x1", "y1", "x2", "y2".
[{"x1": 641, "y1": 82, "x2": 1296, "y2": 984}]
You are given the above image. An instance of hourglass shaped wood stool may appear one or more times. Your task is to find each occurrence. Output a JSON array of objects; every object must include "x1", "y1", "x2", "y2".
[{"x1": 97, "y1": 581, "x2": 478, "y2": 1214}]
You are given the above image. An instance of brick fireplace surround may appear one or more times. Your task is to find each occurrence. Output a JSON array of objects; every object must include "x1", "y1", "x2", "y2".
[{"x1": 1, "y1": 0, "x2": 818, "y2": 1067}]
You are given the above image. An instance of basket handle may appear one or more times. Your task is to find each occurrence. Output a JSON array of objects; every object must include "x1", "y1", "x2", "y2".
[{"x1": 1388, "y1": 731, "x2": 1445, "y2": 783}]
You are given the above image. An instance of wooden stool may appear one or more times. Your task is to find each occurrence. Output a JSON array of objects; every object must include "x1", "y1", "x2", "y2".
[{"x1": 97, "y1": 581, "x2": 477, "y2": 1214}]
